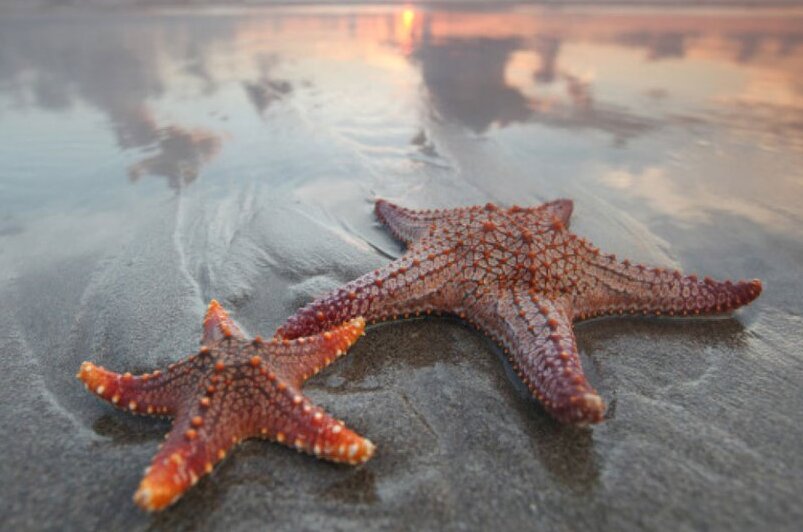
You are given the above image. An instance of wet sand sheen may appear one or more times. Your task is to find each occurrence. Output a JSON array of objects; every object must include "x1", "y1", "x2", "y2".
[{"x1": 0, "y1": 4, "x2": 801, "y2": 531}]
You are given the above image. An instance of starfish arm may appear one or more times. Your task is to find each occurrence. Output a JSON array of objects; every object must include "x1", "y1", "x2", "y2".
[
  {"x1": 77, "y1": 358, "x2": 203, "y2": 417},
  {"x1": 465, "y1": 287, "x2": 605, "y2": 425},
  {"x1": 276, "y1": 250, "x2": 457, "y2": 339},
  {"x1": 533, "y1": 199, "x2": 574, "y2": 228},
  {"x1": 375, "y1": 199, "x2": 451, "y2": 245},
  {"x1": 270, "y1": 317, "x2": 366, "y2": 387},
  {"x1": 249, "y1": 381, "x2": 375, "y2": 466},
  {"x1": 574, "y1": 252, "x2": 763, "y2": 319},
  {"x1": 202, "y1": 299, "x2": 246, "y2": 344},
  {"x1": 133, "y1": 410, "x2": 229, "y2": 511}
]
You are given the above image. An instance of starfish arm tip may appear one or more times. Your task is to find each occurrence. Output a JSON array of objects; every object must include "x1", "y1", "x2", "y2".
[
  {"x1": 750, "y1": 278, "x2": 763, "y2": 294},
  {"x1": 373, "y1": 198, "x2": 390, "y2": 218},
  {"x1": 567, "y1": 392, "x2": 606, "y2": 425},
  {"x1": 739, "y1": 278, "x2": 763, "y2": 307},
  {"x1": 332, "y1": 433, "x2": 376, "y2": 465},
  {"x1": 76, "y1": 361, "x2": 112, "y2": 396},
  {"x1": 133, "y1": 475, "x2": 181, "y2": 512},
  {"x1": 348, "y1": 316, "x2": 366, "y2": 335},
  {"x1": 719, "y1": 277, "x2": 763, "y2": 312},
  {"x1": 322, "y1": 317, "x2": 366, "y2": 351},
  {"x1": 202, "y1": 299, "x2": 245, "y2": 342},
  {"x1": 76, "y1": 360, "x2": 93, "y2": 380},
  {"x1": 359, "y1": 438, "x2": 377, "y2": 463}
]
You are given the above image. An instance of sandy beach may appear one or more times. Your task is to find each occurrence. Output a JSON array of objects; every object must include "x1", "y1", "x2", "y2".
[{"x1": 0, "y1": 4, "x2": 801, "y2": 530}]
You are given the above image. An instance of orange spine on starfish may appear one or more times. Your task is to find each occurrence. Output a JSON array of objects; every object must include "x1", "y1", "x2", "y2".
[{"x1": 78, "y1": 301, "x2": 372, "y2": 512}]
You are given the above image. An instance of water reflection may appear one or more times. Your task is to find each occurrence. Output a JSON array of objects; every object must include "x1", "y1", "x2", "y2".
[
  {"x1": 243, "y1": 79, "x2": 292, "y2": 116},
  {"x1": 408, "y1": 16, "x2": 659, "y2": 141},
  {"x1": 617, "y1": 31, "x2": 692, "y2": 60},
  {"x1": 0, "y1": 16, "x2": 235, "y2": 189},
  {"x1": 128, "y1": 124, "x2": 221, "y2": 190},
  {"x1": 414, "y1": 37, "x2": 531, "y2": 133},
  {"x1": 0, "y1": 7, "x2": 801, "y2": 193},
  {"x1": 242, "y1": 54, "x2": 294, "y2": 117},
  {"x1": 533, "y1": 35, "x2": 561, "y2": 84}
]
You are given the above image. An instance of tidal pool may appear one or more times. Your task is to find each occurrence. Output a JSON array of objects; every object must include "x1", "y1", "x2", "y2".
[{"x1": 0, "y1": 4, "x2": 801, "y2": 531}]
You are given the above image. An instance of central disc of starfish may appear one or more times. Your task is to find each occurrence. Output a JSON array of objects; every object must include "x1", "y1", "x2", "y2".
[
  {"x1": 78, "y1": 301, "x2": 372, "y2": 511},
  {"x1": 276, "y1": 199, "x2": 762, "y2": 425}
]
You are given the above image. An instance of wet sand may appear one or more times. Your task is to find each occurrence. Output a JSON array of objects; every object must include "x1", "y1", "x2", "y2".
[{"x1": 0, "y1": 4, "x2": 802, "y2": 531}]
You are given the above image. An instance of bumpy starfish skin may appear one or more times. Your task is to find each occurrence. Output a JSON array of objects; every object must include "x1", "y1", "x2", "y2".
[
  {"x1": 276, "y1": 199, "x2": 762, "y2": 425},
  {"x1": 78, "y1": 300, "x2": 372, "y2": 511}
]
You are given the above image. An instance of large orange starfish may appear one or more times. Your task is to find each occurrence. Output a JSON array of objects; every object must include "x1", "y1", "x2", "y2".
[
  {"x1": 277, "y1": 199, "x2": 762, "y2": 425},
  {"x1": 78, "y1": 301, "x2": 372, "y2": 511}
]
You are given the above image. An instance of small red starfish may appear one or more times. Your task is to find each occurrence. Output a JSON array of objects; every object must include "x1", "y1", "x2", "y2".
[
  {"x1": 78, "y1": 300, "x2": 372, "y2": 512},
  {"x1": 276, "y1": 199, "x2": 762, "y2": 425}
]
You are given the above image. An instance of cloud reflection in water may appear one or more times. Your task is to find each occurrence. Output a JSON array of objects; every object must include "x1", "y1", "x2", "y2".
[{"x1": 0, "y1": 7, "x2": 800, "y2": 196}]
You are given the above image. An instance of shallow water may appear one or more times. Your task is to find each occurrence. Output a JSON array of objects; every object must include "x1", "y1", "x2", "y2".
[{"x1": 0, "y1": 4, "x2": 801, "y2": 531}]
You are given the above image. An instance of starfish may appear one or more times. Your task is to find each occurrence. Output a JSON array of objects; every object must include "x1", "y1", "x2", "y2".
[
  {"x1": 77, "y1": 300, "x2": 373, "y2": 512},
  {"x1": 276, "y1": 199, "x2": 762, "y2": 425}
]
